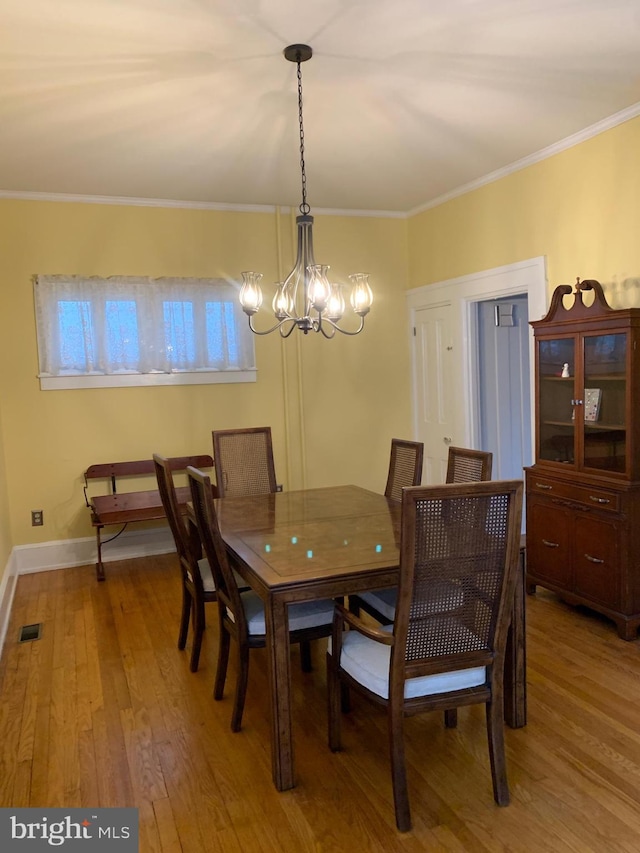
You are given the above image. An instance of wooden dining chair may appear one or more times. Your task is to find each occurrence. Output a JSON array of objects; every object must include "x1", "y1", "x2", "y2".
[
  {"x1": 212, "y1": 426, "x2": 278, "y2": 498},
  {"x1": 187, "y1": 465, "x2": 335, "y2": 732},
  {"x1": 154, "y1": 453, "x2": 215, "y2": 673},
  {"x1": 212, "y1": 425, "x2": 329, "y2": 667},
  {"x1": 349, "y1": 438, "x2": 423, "y2": 622},
  {"x1": 154, "y1": 454, "x2": 251, "y2": 672},
  {"x1": 446, "y1": 445, "x2": 493, "y2": 484},
  {"x1": 384, "y1": 438, "x2": 424, "y2": 502},
  {"x1": 354, "y1": 443, "x2": 493, "y2": 625},
  {"x1": 327, "y1": 479, "x2": 523, "y2": 832}
]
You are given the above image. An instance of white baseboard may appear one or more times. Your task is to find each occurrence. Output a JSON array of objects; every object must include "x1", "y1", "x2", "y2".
[
  {"x1": 0, "y1": 526, "x2": 174, "y2": 657},
  {"x1": 0, "y1": 549, "x2": 18, "y2": 655},
  {"x1": 12, "y1": 525, "x2": 175, "y2": 575}
]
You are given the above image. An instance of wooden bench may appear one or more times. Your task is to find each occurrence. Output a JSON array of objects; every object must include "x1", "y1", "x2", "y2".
[{"x1": 84, "y1": 455, "x2": 213, "y2": 581}]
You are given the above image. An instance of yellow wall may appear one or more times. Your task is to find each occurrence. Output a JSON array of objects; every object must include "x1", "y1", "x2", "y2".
[
  {"x1": 408, "y1": 115, "x2": 640, "y2": 306},
  {"x1": 2, "y1": 111, "x2": 638, "y2": 582},
  {"x1": 290, "y1": 214, "x2": 411, "y2": 491},
  {"x1": 0, "y1": 199, "x2": 411, "y2": 572}
]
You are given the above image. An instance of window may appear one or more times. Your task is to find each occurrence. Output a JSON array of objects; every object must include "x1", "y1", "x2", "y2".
[{"x1": 34, "y1": 275, "x2": 256, "y2": 389}]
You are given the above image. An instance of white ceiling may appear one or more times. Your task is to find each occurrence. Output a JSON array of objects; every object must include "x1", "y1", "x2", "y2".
[{"x1": 2, "y1": 0, "x2": 640, "y2": 214}]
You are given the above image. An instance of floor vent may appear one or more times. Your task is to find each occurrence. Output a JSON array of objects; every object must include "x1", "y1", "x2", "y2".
[{"x1": 19, "y1": 623, "x2": 42, "y2": 643}]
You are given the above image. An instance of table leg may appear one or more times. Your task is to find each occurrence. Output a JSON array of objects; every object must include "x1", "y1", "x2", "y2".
[
  {"x1": 265, "y1": 596, "x2": 295, "y2": 791},
  {"x1": 504, "y1": 544, "x2": 527, "y2": 728}
]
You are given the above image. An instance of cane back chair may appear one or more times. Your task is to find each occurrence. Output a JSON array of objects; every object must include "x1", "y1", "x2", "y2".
[
  {"x1": 154, "y1": 453, "x2": 215, "y2": 673},
  {"x1": 212, "y1": 426, "x2": 277, "y2": 498},
  {"x1": 187, "y1": 465, "x2": 335, "y2": 732},
  {"x1": 327, "y1": 479, "x2": 523, "y2": 831},
  {"x1": 446, "y1": 445, "x2": 493, "y2": 484},
  {"x1": 384, "y1": 438, "x2": 424, "y2": 502},
  {"x1": 348, "y1": 439, "x2": 423, "y2": 620},
  {"x1": 354, "y1": 444, "x2": 492, "y2": 625}
]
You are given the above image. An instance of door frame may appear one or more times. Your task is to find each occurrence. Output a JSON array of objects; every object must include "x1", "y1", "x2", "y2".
[{"x1": 407, "y1": 256, "x2": 548, "y2": 458}]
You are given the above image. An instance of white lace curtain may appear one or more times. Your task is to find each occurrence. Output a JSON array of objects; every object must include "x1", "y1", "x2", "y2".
[{"x1": 34, "y1": 275, "x2": 255, "y2": 377}]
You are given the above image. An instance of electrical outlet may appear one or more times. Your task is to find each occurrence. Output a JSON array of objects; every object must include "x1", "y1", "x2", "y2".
[{"x1": 31, "y1": 510, "x2": 43, "y2": 527}]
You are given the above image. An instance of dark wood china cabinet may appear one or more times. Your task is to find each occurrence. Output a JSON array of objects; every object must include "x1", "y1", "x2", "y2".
[{"x1": 525, "y1": 278, "x2": 640, "y2": 639}]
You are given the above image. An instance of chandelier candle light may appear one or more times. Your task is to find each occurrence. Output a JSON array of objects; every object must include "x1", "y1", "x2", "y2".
[{"x1": 239, "y1": 44, "x2": 373, "y2": 338}]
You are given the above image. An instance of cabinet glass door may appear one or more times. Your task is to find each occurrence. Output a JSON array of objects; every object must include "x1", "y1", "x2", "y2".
[
  {"x1": 538, "y1": 337, "x2": 575, "y2": 464},
  {"x1": 583, "y1": 333, "x2": 626, "y2": 473}
]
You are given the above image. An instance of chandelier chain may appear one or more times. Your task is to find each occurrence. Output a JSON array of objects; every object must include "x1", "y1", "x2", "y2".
[{"x1": 297, "y1": 59, "x2": 310, "y2": 216}]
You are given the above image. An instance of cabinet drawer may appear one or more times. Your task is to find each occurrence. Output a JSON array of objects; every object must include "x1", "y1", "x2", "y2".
[{"x1": 528, "y1": 476, "x2": 620, "y2": 513}]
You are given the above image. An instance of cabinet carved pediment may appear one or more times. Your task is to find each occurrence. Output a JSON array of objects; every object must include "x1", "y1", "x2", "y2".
[{"x1": 538, "y1": 277, "x2": 613, "y2": 325}]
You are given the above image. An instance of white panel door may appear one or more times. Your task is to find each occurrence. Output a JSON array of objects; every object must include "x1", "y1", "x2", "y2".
[{"x1": 414, "y1": 303, "x2": 454, "y2": 484}]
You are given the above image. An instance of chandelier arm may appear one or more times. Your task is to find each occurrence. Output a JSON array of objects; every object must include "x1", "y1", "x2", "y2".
[
  {"x1": 321, "y1": 316, "x2": 367, "y2": 336},
  {"x1": 247, "y1": 315, "x2": 293, "y2": 336},
  {"x1": 318, "y1": 321, "x2": 336, "y2": 340},
  {"x1": 279, "y1": 319, "x2": 300, "y2": 339}
]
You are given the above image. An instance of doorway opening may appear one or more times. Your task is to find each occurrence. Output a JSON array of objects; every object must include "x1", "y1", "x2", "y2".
[{"x1": 473, "y1": 294, "x2": 532, "y2": 481}]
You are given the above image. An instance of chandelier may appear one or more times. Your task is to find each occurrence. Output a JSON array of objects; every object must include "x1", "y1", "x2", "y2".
[{"x1": 238, "y1": 44, "x2": 373, "y2": 338}]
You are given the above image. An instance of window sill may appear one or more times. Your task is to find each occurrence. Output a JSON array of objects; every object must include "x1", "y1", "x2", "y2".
[{"x1": 38, "y1": 369, "x2": 257, "y2": 390}]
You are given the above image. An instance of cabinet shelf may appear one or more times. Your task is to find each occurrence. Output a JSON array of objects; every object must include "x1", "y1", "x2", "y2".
[
  {"x1": 542, "y1": 420, "x2": 624, "y2": 429},
  {"x1": 584, "y1": 423, "x2": 625, "y2": 431},
  {"x1": 541, "y1": 374, "x2": 625, "y2": 382}
]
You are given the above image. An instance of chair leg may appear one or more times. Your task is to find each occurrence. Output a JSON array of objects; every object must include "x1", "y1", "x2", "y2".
[
  {"x1": 340, "y1": 682, "x2": 351, "y2": 714},
  {"x1": 300, "y1": 640, "x2": 312, "y2": 672},
  {"x1": 178, "y1": 586, "x2": 191, "y2": 651},
  {"x1": 348, "y1": 595, "x2": 361, "y2": 617},
  {"x1": 189, "y1": 596, "x2": 206, "y2": 673},
  {"x1": 327, "y1": 651, "x2": 343, "y2": 752},
  {"x1": 231, "y1": 644, "x2": 250, "y2": 733},
  {"x1": 388, "y1": 703, "x2": 411, "y2": 832},
  {"x1": 485, "y1": 697, "x2": 510, "y2": 806},
  {"x1": 213, "y1": 628, "x2": 231, "y2": 701},
  {"x1": 444, "y1": 708, "x2": 458, "y2": 728}
]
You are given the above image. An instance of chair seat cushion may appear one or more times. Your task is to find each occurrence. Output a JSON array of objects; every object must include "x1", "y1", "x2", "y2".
[
  {"x1": 197, "y1": 557, "x2": 216, "y2": 593},
  {"x1": 358, "y1": 580, "x2": 465, "y2": 622},
  {"x1": 196, "y1": 558, "x2": 248, "y2": 594},
  {"x1": 241, "y1": 591, "x2": 334, "y2": 635},
  {"x1": 332, "y1": 623, "x2": 486, "y2": 699}
]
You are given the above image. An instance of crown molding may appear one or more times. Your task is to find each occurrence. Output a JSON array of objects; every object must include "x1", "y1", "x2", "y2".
[
  {"x1": 409, "y1": 101, "x2": 640, "y2": 217},
  {"x1": 0, "y1": 190, "x2": 279, "y2": 213},
  {"x1": 0, "y1": 189, "x2": 405, "y2": 219},
  {"x1": 315, "y1": 206, "x2": 406, "y2": 219}
]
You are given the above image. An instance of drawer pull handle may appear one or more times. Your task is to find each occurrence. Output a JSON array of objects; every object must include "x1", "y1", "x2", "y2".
[
  {"x1": 536, "y1": 483, "x2": 553, "y2": 490},
  {"x1": 585, "y1": 554, "x2": 605, "y2": 564},
  {"x1": 589, "y1": 495, "x2": 610, "y2": 504},
  {"x1": 542, "y1": 539, "x2": 559, "y2": 548}
]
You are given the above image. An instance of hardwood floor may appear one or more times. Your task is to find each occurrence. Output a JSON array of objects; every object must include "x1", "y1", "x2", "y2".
[{"x1": 2, "y1": 554, "x2": 640, "y2": 851}]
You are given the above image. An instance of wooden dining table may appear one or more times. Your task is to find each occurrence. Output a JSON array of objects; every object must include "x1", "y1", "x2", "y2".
[{"x1": 212, "y1": 483, "x2": 527, "y2": 792}]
